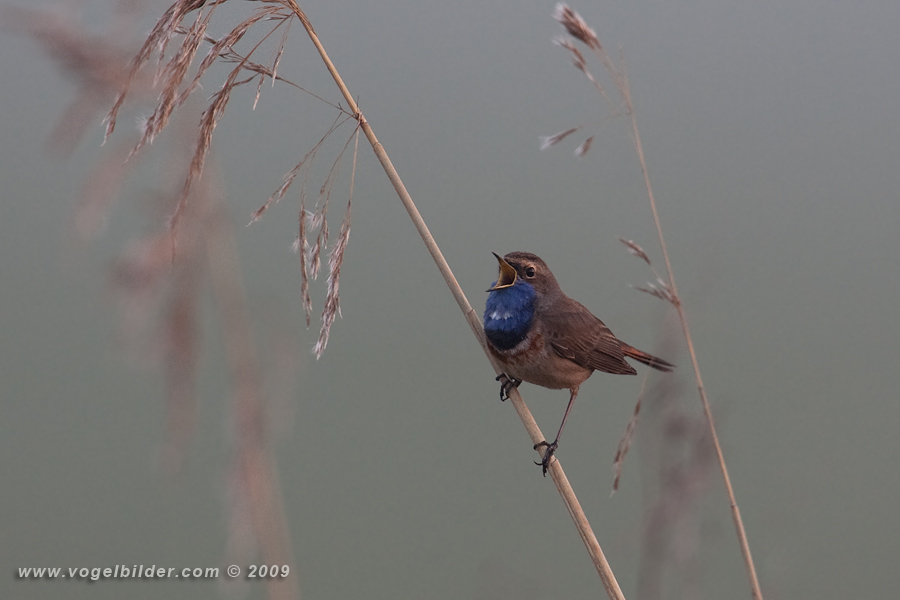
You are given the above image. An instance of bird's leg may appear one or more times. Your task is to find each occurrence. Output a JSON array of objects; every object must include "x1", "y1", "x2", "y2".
[
  {"x1": 495, "y1": 373, "x2": 522, "y2": 402},
  {"x1": 534, "y1": 386, "x2": 579, "y2": 476}
]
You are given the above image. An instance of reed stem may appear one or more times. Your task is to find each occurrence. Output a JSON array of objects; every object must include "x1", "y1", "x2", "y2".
[{"x1": 289, "y1": 3, "x2": 625, "y2": 598}]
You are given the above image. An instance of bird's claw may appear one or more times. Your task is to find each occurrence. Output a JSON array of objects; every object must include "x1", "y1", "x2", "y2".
[
  {"x1": 495, "y1": 374, "x2": 522, "y2": 401},
  {"x1": 533, "y1": 440, "x2": 559, "y2": 477}
]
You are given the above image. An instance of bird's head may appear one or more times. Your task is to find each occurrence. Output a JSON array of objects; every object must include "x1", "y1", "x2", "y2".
[{"x1": 487, "y1": 251, "x2": 561, "y2": 299}]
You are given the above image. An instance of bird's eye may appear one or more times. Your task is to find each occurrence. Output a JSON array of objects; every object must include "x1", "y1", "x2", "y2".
[{"x1": 525, "y1": 266, "x2": 536, "y2": 278}]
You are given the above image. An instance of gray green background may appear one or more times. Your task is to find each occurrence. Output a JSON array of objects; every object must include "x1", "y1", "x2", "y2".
[{"x1": 2, "y1": 0, "x2": 898, "y2": 598}]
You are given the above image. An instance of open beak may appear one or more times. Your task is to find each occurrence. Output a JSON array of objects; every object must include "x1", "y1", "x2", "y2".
[{"x1": 486, "y1": 252, "x2": 518, "y2": 291}]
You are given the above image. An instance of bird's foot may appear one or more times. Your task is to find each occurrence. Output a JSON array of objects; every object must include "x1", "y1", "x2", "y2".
[
  {"x1": 533, "y1": 440, "x2": 559, "y2": 477},
  {"x1": 495, "y1": 374, "x2": 522, "y2": 401}
]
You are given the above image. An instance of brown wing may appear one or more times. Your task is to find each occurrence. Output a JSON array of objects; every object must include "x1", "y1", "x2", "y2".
[{"x1": 542, "y1": 298, "x2": 637, "y2": 375}]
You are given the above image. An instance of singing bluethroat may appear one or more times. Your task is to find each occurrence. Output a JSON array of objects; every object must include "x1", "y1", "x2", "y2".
[{"x1": 483, "y1": 251, "x2": 674, "y2": 475}]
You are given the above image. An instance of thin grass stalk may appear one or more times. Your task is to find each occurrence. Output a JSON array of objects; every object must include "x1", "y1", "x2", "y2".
[
  {"x1": 286, "y1": 3, "x2": 624, "y2": 598},
  {"x1": 603, "y1": 44, "x2": 763, "y2": 600},
  {"x1": 626, "y1": 106, "x2": 762, "y2": 599},
  {"x1": 552, "y1": 4, "x2": 761, "y2": 592}
]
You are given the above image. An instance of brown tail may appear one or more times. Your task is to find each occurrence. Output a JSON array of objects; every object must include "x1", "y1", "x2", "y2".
[{"x1": 621, "y1": 343, "x2": 675, "y2": 372}]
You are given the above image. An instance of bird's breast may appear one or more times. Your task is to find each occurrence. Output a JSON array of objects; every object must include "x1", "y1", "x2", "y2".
[
  {"x1": 484, "y1": 281, "x2": 591, "y2": 390},
  {"x1": 487, "y1": 327, "x2": 547, "y2": 373},
  {"x1": 483, "y1": 285, "x2": 536, "y2": 350},
  {"x1": 486, "y1": 326, "x2": 592, "y2": 391}
]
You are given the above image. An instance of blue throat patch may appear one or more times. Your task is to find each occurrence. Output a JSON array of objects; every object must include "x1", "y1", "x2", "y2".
[{"x1": 483, "y1": 280, "x2": 536, "y2": 350}]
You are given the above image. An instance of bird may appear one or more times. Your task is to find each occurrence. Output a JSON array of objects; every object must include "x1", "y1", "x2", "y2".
[{"x1": 483, "y1": 251, "x2": 674, "y2": 475}]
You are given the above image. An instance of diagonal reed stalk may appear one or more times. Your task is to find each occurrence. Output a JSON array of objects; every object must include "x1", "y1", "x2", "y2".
[
  {"x1": 551, "y1": 4, "x2": 763, "y2": 598},
  {"x1": 286, "y1": 3, "x2": 624, "y2": 598}
]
